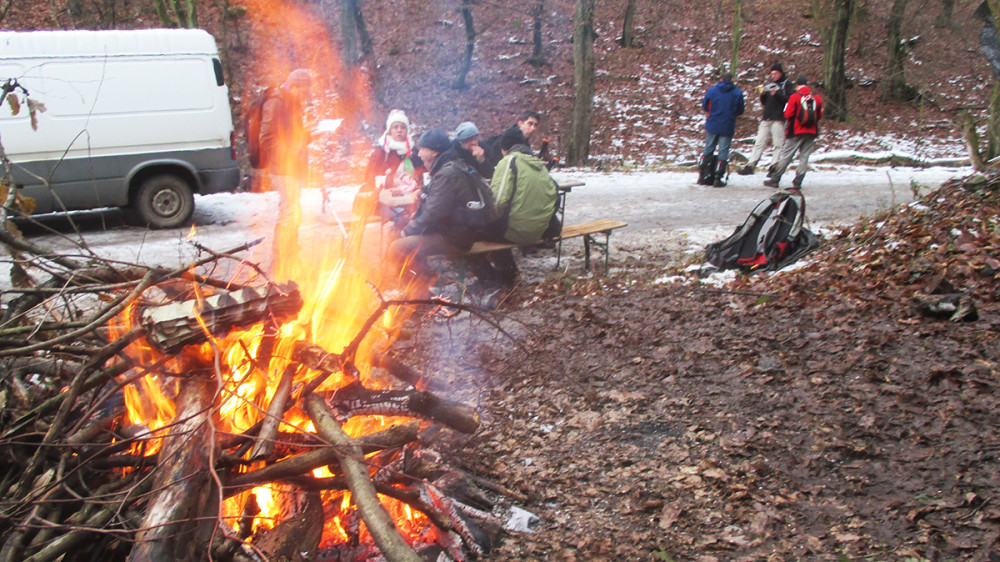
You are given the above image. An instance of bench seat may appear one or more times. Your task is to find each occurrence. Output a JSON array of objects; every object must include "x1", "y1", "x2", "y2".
[{"x1": 468, "y1": 219, "x2": 627, "y2": 273}]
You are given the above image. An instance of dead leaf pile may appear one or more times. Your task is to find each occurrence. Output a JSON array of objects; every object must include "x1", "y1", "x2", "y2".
[{"x1": 418, "y1": 171, "x2": 1000, "y2": 560}]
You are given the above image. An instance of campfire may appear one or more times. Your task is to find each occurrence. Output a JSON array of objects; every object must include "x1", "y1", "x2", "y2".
[{"x1": 0, "y1": 3, "x2": 529, "y2": 558}]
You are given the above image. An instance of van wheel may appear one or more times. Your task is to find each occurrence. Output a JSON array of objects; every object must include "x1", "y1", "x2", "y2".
[{"x1": 134, "y1": 175, "x2": 194, "y2": 229}]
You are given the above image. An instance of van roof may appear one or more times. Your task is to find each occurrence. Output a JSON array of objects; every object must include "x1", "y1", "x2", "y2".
[{"x1": 0, "y1": 29, "x2": 220, "y2": 59}]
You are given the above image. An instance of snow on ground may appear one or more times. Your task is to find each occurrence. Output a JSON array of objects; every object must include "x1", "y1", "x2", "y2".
[{"x1": 1, "y1": 155, "x2": 971, "y2": 295}]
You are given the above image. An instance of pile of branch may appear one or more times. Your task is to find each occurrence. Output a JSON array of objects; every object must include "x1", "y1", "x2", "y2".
[{"x1": 0, "y1": 234, "x2": 515, "y2": 561}]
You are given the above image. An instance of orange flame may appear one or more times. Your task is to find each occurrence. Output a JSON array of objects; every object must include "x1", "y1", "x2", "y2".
[{"x1": 107, "y1": 0, "x2": 433, "y2": 548}]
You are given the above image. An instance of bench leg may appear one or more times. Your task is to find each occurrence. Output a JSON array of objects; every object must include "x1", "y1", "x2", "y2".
[{"x1": 582, "y1": 230, "x2": 614, "y2": 274}]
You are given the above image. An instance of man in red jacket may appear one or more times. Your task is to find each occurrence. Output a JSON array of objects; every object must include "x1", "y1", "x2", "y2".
[{"x1": 764, "y1": 75, "x2": 823, "y2": 189}]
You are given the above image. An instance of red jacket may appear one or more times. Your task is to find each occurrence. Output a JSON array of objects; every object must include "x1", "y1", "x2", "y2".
[{"x1": 784, "y1": 86, "x2": 823, "y2": 137}]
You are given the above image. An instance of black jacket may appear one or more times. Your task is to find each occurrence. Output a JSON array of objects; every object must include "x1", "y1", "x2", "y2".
[
  {"x1": 402, "y1": 156, "x2": 491, "y2": 249},
  {"x1": 760, "y1": 75, "x2": 794, "y2": 121},
  {"x1": 481, "y1": 124, "x2": 528, "y2": 177}
]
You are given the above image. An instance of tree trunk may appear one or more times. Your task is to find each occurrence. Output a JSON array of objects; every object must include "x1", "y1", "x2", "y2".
[
  {"x1": 620, "y1": 0, "x2": 637, "y2": 47},
  {"x1": 730, "y1": 0, "x2": 743, "y2": 77},
  {"x1": 341, "y1": 0, "x2": 372, "y2": 68},
  {"x1": 885, "y1": 0, "x2": 909, "y2": 101},
  {"x1": 935, "y1": 0, "x2": 955, "y2": 28},
  {"x1": 528, "y1": 0, "x2": 546, "y2": 66},
  {"x1": 567, "y1": 0, "x2": 596, "y2": 166},
  {"x1": 824, "y1": 0, "x2": 852, "y2": 122},
  {"x1": 452, "y1": 0, "x2": 476, "y2": 89}
]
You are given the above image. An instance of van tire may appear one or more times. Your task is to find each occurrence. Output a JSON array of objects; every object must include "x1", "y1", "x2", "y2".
[{"x1": 134, "y1": 174, "x2": 194, "y2": 229}]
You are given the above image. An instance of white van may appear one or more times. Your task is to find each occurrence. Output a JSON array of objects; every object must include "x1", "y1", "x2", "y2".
[{"x1": 0, "y1": 29, "x2": 240, "y2": 228}]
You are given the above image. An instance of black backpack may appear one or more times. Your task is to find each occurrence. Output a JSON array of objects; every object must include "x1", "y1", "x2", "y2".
[
  {"x1": 697, "y1": 153, "x2": 718, "y2": 186},
  {"x1": 703, "y1": 190, "x2": 820, "y2": 273}
]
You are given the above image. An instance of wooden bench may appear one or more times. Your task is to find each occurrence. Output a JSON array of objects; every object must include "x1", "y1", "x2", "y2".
[{"x1": 468, "y1": 218, "x2": 628, "y2": 274}]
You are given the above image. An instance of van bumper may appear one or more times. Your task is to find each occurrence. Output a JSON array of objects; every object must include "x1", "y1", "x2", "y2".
[{"x1": 199, "y1": 165, "x2": 242, "y2": 195}]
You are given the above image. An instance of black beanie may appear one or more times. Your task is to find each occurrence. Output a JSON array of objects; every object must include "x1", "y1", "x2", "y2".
[
  {"x1": 418, "y1": 129, "x2": 451, "y2": 153},
  {"x1": 770, "y1": 62, "x2": 784, "y2": 74},
  {"x1": 499, "y1": 127, "x2": 527, "y2": 152},
  {"x1": 796, "y1": 75, "x2": 808, "y2": 86}
]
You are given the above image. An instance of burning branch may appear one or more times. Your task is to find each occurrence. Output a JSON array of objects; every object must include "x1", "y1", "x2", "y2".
[{"x1": 305, "y1": 393, "x2": 423, "y2": 562}]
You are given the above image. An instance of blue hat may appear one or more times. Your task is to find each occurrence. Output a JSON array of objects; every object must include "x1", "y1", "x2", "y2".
[
  {"x1": 418, "y1": 129, "x2": 451, "y2": 153},
  {"x1": 454, "y1": 121, "x2": 479, "y2": 142}
]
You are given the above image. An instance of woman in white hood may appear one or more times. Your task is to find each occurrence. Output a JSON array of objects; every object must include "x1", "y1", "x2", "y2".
[{"x1": 358, "y1": 109, "x2": 425, "y2": 227}]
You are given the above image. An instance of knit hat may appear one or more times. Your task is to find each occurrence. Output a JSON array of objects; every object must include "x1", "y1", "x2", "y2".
[
  {"x1": 418, "y1": 129, "x2": 451, "y2": 153},
  {"x1": 454, "y1": 121, "x2": 480, "y2": 142},
  {"x1": 385, "y1": 109, "x2": 410, "y2": 131},
  {"x1": 796, "y1": 75, "x2": 809, "y2": 86},
  {"x1": 499, "y1": 127, "x2": 527, "y2": 152},
  {"x1": 770, "y1": 62, "x2": 784, "y2": 74}
]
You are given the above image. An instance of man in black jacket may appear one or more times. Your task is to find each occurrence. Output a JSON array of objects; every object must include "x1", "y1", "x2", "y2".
[
  {"x1": 738, "y1": 63, "x2": 794, "y2": 177},
  {"x1": 388, "y1": 129, "x2": 502, "y2": 291}
]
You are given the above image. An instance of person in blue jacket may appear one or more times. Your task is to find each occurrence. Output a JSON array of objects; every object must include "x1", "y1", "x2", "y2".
[{"x1": 699, "y1": 72, "x2": 745, "y2": 187}]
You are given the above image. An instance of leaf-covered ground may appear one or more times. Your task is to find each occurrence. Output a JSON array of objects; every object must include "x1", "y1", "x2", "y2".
[{"x1": 405, "y1": 173, "x2": 1000, "y2": 560}]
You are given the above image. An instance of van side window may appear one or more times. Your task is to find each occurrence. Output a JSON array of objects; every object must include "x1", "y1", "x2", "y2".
[{"x1": 213, "y1": 58, "x2": 224, "y2": 86}]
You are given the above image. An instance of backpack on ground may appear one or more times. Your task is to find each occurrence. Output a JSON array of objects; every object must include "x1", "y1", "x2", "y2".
[
  {"x1": 703, "y1": 189, "x2": 820, "y2": 273},
  {"x1": 697, "y1": 153, "x2": 718, "y2": 185},
  {"x1": 246, "y1": 87, "x2": 275, "y2": 169},
  {"x1": 797, "y1": 94, "x2": 817, "y2": 128}
]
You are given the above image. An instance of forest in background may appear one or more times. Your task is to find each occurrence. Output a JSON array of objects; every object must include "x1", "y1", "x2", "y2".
[{"x1": 1, "y1": 0, "x2": 993, "y2": 169}]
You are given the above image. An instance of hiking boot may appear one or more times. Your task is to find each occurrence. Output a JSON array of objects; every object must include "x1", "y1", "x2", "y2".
[
  {"x1": 736, "y1": 164, "x2": 755, "y2": 175},
  {"x1": 763, "y1": 177, "x2": 780, "y2": 188},
  {"x1": 792, "y1": 173, "x2": 805, "y2": 188},
  {"x1": 712, "y1": 160, "x2": 728, "y2": 187},
  {"x1": 766, "y1": 164, "x2": 778, "y2": 179}
]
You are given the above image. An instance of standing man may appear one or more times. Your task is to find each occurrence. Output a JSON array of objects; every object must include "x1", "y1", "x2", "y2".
[
  {"x1": 259, "y1": 68, "x2": 312, "y2": 276},
  {"x1": 738, "y1": 63, "x2": 794, "y2": 176},
  {"x1": 699, "y1": 72, "x2": 745, "y2": 187},
  {"x1": 764, "y1": 75, "x2": 823, "y2": 190}
]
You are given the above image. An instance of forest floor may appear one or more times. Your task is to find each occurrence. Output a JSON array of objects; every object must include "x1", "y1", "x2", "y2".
[{"x1": 402, "y1": 171, "x2": 1000, "y2": 561}]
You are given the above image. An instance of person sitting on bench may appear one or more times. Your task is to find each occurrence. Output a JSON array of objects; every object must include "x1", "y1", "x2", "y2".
[
  {"x1": 386, "y1": 129, "x2": 505, "y2": 297},
  {"x1": 478, "y1": 127, "x2": 561, "y2": 285}
]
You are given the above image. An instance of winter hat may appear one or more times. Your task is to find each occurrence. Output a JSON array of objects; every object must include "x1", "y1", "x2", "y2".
[
  {"x1": 499, "y1": 127, "x2": 527, "y2": 152},
  {"x1": 418, "y1": 129, "x2": 452, "y2": 153},
  {"x1": 796, "y1": 75, "x2": 809, "y2": 86},
  {"x1": 385, "y1": 109, "x2": 410, "y2": 131},
  {"x1": 454, "y1": 121, "x2": 480, "y2": 142},
  {"x1": 770, "y1": 62, "x2": 784, "y2": 74}
]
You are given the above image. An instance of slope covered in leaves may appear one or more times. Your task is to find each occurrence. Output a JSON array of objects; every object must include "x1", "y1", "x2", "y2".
[{"x1": 416, "y1": 173, "x2": 1000, "y2": 560}]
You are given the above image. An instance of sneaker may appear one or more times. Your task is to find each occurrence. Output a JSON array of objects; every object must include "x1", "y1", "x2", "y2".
[
  {"x1": 736, "y1": 165, "x2": 754, "y2": 176},
  {"x1": 763, "y1": 177, "x2": 780, "y2": 188}
]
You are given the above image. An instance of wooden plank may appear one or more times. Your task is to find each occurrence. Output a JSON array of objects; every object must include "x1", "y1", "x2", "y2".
[
  {"x1": 467, "y1": 219, "x2": 628, "y2": 255},
  {"x1": 558, "y1": 219, "x2": 628, "y2": 239}
]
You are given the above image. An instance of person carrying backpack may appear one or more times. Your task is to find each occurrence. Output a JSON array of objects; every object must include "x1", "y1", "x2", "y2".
[
  {"x1": 737, "y1": 62, "x2": 795, "y2": 177},
  {"x1": 698, "y1": 72, "x2": 745, "y2": 187},
  {"x1": 764, "y1": 75, "x2": 823, "y2": 190}
]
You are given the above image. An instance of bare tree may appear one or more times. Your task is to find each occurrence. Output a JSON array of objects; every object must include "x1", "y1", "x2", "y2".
[
  {"x1": 935, "y1": 0, "x2": 955, "y2": 28},
  {"x1": 153, "y1": 0, "x2": 197, "y2": 28},
  {"x1": 730, "y1": 0, "x2": 743, "y2": 77},
  {"x1": 823, "y1": 0, "x2": 852, "y2": 122},
  {"x1": 452, "y1": 0, "x2": 476, "y2": 89},
  {"x1": 885, "y1": 0, "x2": 910, "y2": 101},
  {"x1": 567, "y1": 0, "x2": 596, "y2": 166},
  {"x1": 341, "y1": 0, "x2": 373, "y2": 69},
  {"x1": 964, "y1": 0, "x2": 1000, "y2": 169},
  {"x1": 619, "y1": 0, "x2": 637, "y2": 47},
  {"x1": 527, "y1": 0, "x2": 547, "y2": 66}
]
